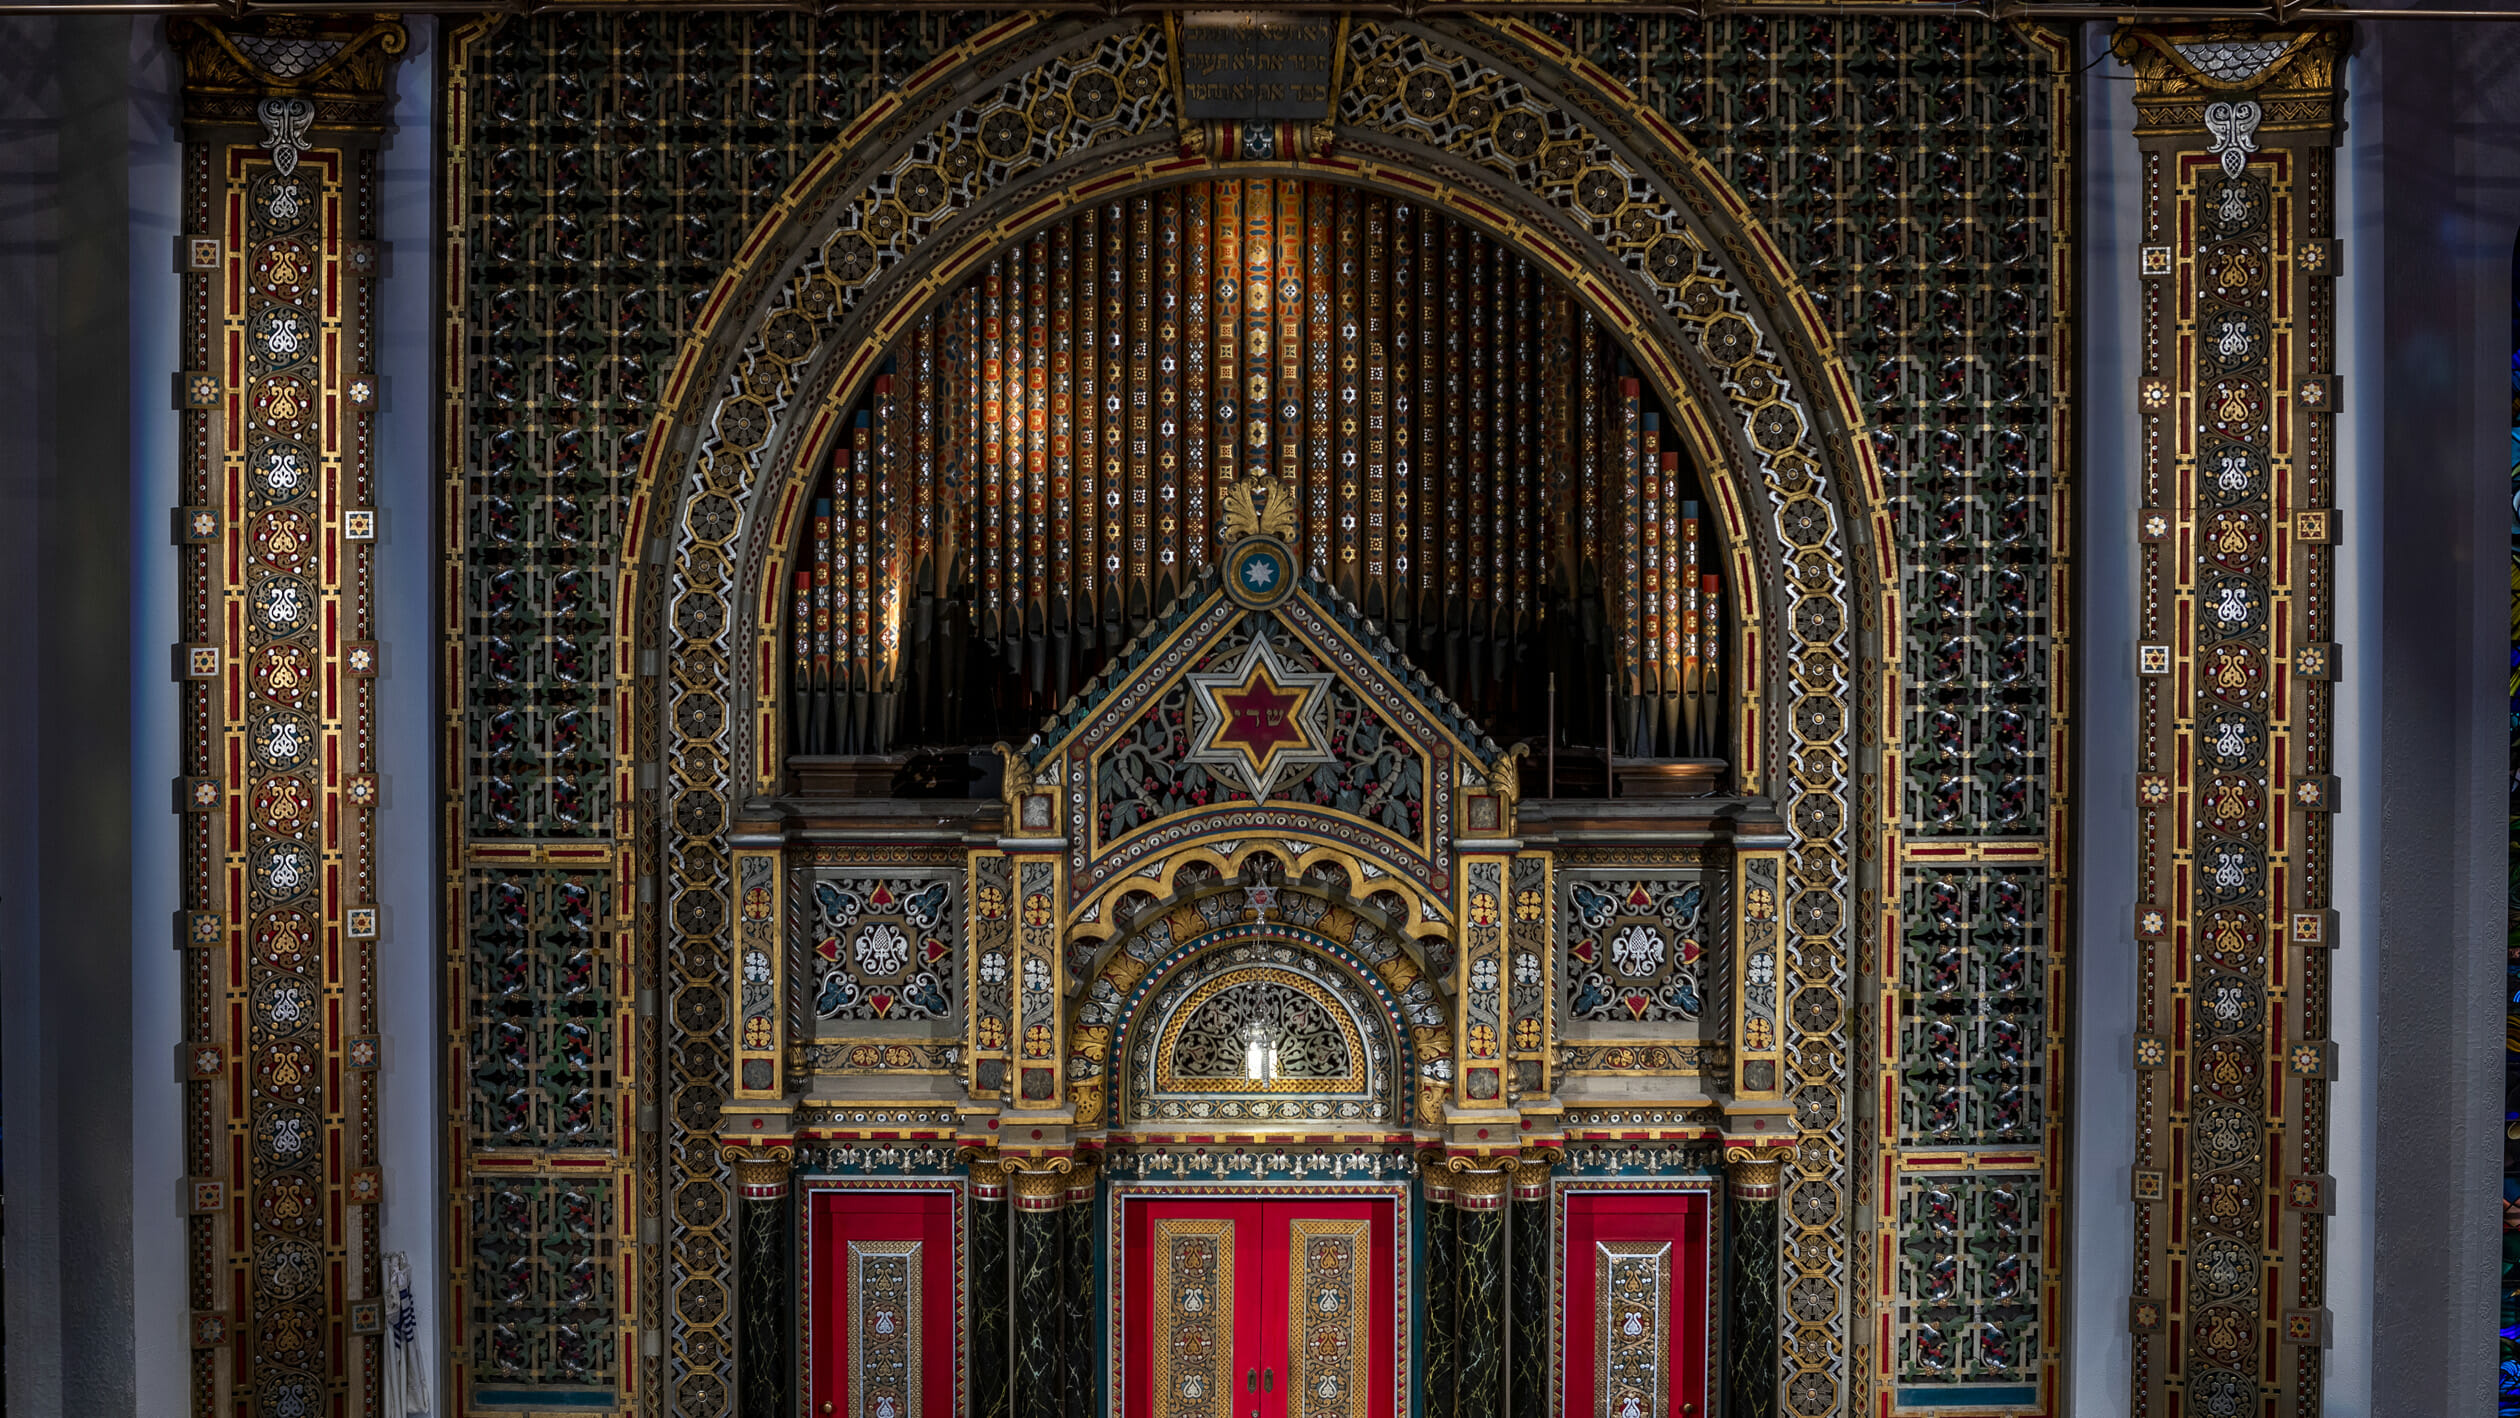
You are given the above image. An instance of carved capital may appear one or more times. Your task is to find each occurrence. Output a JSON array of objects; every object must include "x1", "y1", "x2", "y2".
[
  {"x1": 1509, "y1": 1150, "x2": 1557, "y2": 1202},
  {"x1": 1007, "y1": 1157, "x2": 1076, "y2": 1209},
  {"x1": 169, "y1": 16, "x2": 408, "y2": 135},
  {"x1": 1446, "y1": 1157, "x2": 1513, "y2": 1209},
  {"x1": 968, "y1": 1156, "x2": 1010, "y2": 1199},
  {"x1": 2109, "y1": 24, "x2": 2346, "y2": 136},
  {"x1": 1064, "y1": 1161, "x2": 1100, "y2": 1205},
  {"x1": 721, "y1": 1143, "x2": 796, "y2": 1201},
  {"x1": 1722, "y1": 1143, "x2": 1787, "y2": 1201}
]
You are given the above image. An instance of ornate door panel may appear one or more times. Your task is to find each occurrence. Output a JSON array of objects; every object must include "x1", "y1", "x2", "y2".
[
  {"x1": 1559, "y1": 1191, "x2": 1712, "y2": 1418},
  {"x1": 1123, "y1": 1198, "x2": 1393, "y2": 1418},
  {"x1": 808, "y1": 1188, "x2": 962, "y2": 1418}
]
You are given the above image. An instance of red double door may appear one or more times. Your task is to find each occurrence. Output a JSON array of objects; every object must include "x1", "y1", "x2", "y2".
[{"x1": 1121, "y1": 1197, "x2": 1396, "y2": 1418}]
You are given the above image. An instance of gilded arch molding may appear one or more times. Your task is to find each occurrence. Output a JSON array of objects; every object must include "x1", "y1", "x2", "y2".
[
  {"x1": 624, "y1": 14, "x2": 1894, "y2": 1416},
  {"x1": 1088, "y1": 904, "x2": 1431, "y2": 1133}
]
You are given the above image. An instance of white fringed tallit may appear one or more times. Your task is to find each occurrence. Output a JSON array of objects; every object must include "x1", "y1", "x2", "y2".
[{"x1": 383, "y1": 1251, "x2": 432, "y2": 1418}]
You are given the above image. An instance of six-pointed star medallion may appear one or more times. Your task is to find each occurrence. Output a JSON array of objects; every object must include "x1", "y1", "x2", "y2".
[{"x1": 1184, "y1": 633, "x2": 1334, "y2": 798}]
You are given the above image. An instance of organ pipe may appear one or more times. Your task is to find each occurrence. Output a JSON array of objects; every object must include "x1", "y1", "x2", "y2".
[{"x1": 788, "y1": 179, "x2": 1725, "y2": 763}]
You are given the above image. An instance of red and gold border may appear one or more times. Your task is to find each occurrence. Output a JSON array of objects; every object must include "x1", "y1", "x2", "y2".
[
  {"x1": 2115, "y1": 25, "x2": 2347, "y2": 1417},
  {"x1": 169, "y1": 17, "x2": 406, "y2": 1418}
]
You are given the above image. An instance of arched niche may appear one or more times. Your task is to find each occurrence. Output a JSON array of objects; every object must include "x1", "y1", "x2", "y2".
[
  {"x1": 1077, "y1": 894, "x2": 1443, "y2": 1135},
  {"x1": 626, "y1": 14, "x2": 1892, "y2": 1414}
]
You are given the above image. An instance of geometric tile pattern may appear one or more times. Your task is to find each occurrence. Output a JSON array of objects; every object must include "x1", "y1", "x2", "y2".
[{"x1": 1560, "y1": 17, "x2": 2077, "y2": 1413}]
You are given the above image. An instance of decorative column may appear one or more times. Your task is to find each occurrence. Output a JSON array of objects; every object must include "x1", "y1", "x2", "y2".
[
  {"x1": 728, "y1": 1147, "x2": 795, "y2": 1418},
  {"x1": 1723, "y1": 1146, "x2": 1783, "y2": 1418},
  {"x1": 1507, "y1": 1155, "x2": 1555, "y2": 1418},
  {"x1": 1062, "y1": 1164, "x2": 1098, "y2": 1408},
  {"x1": 1008, "y1": 1163, "x2": 1071, "y2": 1418},
  {"x1": 969, "y1": 1158, "x2": 1012, "y2": 1418},
  {"x1": 1421, "y1": 1163, "x2": 1458, "y2": 1416},
  {"x1": 1451, "y1": 1163, "x2": 1511, "y2": 1418},
  {"x1": 165, "y1": 17, "x2": 406, "y2": 1418},
  {"x1": 2112, "y1": 26, "x2": 2348, "y2": 1418}
]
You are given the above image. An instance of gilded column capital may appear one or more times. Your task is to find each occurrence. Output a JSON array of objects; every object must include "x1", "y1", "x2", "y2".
[
  {"x1": 2108, "y1": 23, "x2": 2346, "y2": 135},
  {"x1": 721, "y1": 1143, "x2": 796, "y2": 1201},
  {"x1": 1447, "y1": 1158, "x2": 1513, "y2": 1210},
  {"x1": 1063, "y1": 1160, "x2": 1100, "y2": 1206},
  {"x1": 1007, "y1": 1158, "x2": 1076, "y2": 1211},
  {"x1": 168, "y1": 16, "x2": 409, "y2": 134},
  {"x1": 1509, "y1": 1151, "x2": 1557, "y2": 1202},
  {"x1": 1722, "y1": 1143, "x2": 1789, "y2": 1201},
  {"x1": 968, "y1": 1155, "x2": 1010, "y2": 1199}
]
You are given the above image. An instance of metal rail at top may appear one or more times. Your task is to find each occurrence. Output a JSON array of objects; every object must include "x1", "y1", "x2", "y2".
[{"x1": 11, "y1": 0, "x2": 2520, "y2": 23}]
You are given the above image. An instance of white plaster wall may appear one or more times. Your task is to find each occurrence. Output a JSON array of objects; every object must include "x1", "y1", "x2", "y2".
[
  {"x1": 374, "y1": 16, "x2": 447, "y2": 1406},
  {"x1": 2068, "y1": 33, "x2": 2141, "y2": 1417},
  {"x1": 130, "y1": 19, "x2": 187, "y2": 1418},
  {"x1": 2327, "y1": 50, "x2": 2383, "y2": 1418}
]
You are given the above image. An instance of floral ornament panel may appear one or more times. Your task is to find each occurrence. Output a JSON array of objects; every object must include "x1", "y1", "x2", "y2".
[
  {"x1": 1897, "y1": 867, "x2": 2046, "y2": 1147},
  {"x1": 2114, "y1": 27, "x2": 2343, "y2": 1418},
  {"x1": 1152, "y1": 1220, "x2": 1236, "y2": 1418},
  {"x1": 808, "y1": 873, "x2": 958, "y2": 1022},
  {"x1": 847, "y1": 1242, "x2": 921, "y2": 1418},
  {"x1": 970, "y1": 854, "x2": 1015, "y2": 1090},
  {"x1": 1598, "y1": 1241, "x2": 1672, "y2": 1418},
  {"x1": 1290, "y1": 1220, "x2": 1371, "y2": 1418},
  {"x1": 465, "y1": 870, "x2": 616, "y2": 1147},
  {"x1": 1564, "y1": 876, "x2": 1708, "y2": 1024}
]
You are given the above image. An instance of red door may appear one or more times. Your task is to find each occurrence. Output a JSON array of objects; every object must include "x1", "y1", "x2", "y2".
[
  {"x1": 1561, "y1": 1191, "x2": 1711, "y2": 1418},
  {"x1": 1122, "y1": 1197, "x2": 1395, "y2": 1418},
  {"x1": 809, "y1": 1188, "x2": 961, "y2": 1418}
]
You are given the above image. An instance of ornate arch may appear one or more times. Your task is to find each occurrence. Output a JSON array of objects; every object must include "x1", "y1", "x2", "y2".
[
  {"x1": 1063, "y1": 847, "x2": 1447, "y2": 992},
  {"x1": 1082, "y1": 903, "x2": 1438, "y2": 1135},
  {"x1": 626, "y1": 15, "x2": 1892, "y2": 1415}
]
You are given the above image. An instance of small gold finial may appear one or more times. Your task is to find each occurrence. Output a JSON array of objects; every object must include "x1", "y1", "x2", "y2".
[{"x1": 1219, "y1": 471, "x2": 1300, "y2": 542}]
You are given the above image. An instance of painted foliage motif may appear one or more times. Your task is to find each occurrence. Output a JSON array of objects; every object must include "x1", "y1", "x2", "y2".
[
  {"x1": 1896, "y1": 1176, "x2": 2036, "y2": 1386},
  {"x1": 1599, "y1": 1242, "x2": 1672, "y2": 1418},
  {"x1": 467, "y1": 871, "x2": 616, "y2": 1145},
  {"x1": 1564, "y1": 877, "x2": 1708, "y2": 1024},
  {"x1": 1290, "y1": 1220, "x2": 1371, "y2": 1418},
  {"x1": 473, "y1": 1178, "x2": 619, "y2": 1387},
  {"x1": 1898, "y1": 869, "x2": 2044, "y2": 1146},
  {"x1": 174, "y1": 21, "x2": 408, "y2": 1414},
  {"x1": 808, "y1": 874, "x2": 957, "y2": 1022},
  {"x1": 847, "y1": 1242, "x2": 921, "y2": 1418},
  {"x1": 1153, "y1": 1221, "x2": 1234, "y2": 1418}
]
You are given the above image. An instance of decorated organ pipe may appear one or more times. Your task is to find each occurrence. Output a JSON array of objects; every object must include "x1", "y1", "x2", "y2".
[{"x1": 789, "y1": 178, "x2": 1726, "y2": 764}]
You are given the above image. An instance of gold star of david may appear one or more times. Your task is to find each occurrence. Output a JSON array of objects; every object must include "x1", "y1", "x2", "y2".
[{"x1": 1185, "y1": 634, "x2": 1335, "y2": 799}]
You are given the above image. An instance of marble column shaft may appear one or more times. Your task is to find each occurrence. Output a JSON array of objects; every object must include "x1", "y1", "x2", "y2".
[
  {"x1": 1422, "y1": 1178, "x2": 1458, "y2": 1417},
  {"x1": 1010, "y1": 1172, "x2": 1069, "y2": 1418},
  {"x1": 1063, "y1": 1173, "x2": 1097, "y2": 1410},
  {"x1": 1725, "y1": 1191, "x2": 1780, "y2": 1418},
  {"x1": 737, "y1": 1192, "x2": 791, "y2": 1418},
  {"x1": 1454, "y1": 1188, "x2": 1508, "y2": 1418},
  {"x1": 1507, "y1": 1174, "x2": 1551, "y2": 1418},
  {"x1": 971, "y1": 1165, "x2": 1012, "y2": 1418}
]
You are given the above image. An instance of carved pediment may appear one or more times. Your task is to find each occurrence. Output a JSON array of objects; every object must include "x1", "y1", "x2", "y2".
[{"x1": 1008, "y1": 517, "x2": 1517, "y2": 915}]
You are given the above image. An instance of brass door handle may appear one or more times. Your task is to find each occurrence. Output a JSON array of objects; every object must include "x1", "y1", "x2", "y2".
[
  {"x1": 1263, "y1": 1367, "x2": 1275, "y2": 1393},
  {"x1": 1246, "y1": 1367, "x2": 1257, "y2": 1393}
]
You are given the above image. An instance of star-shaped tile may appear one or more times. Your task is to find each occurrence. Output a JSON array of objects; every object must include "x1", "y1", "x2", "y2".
[{"x1": 1185, "y1": 633, "x2": 1333, "y2": 799}]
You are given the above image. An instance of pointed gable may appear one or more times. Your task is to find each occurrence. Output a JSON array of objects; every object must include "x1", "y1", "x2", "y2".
[{"x1": 1010, "y1": 514, "x2": 1513, "y2": 914}]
